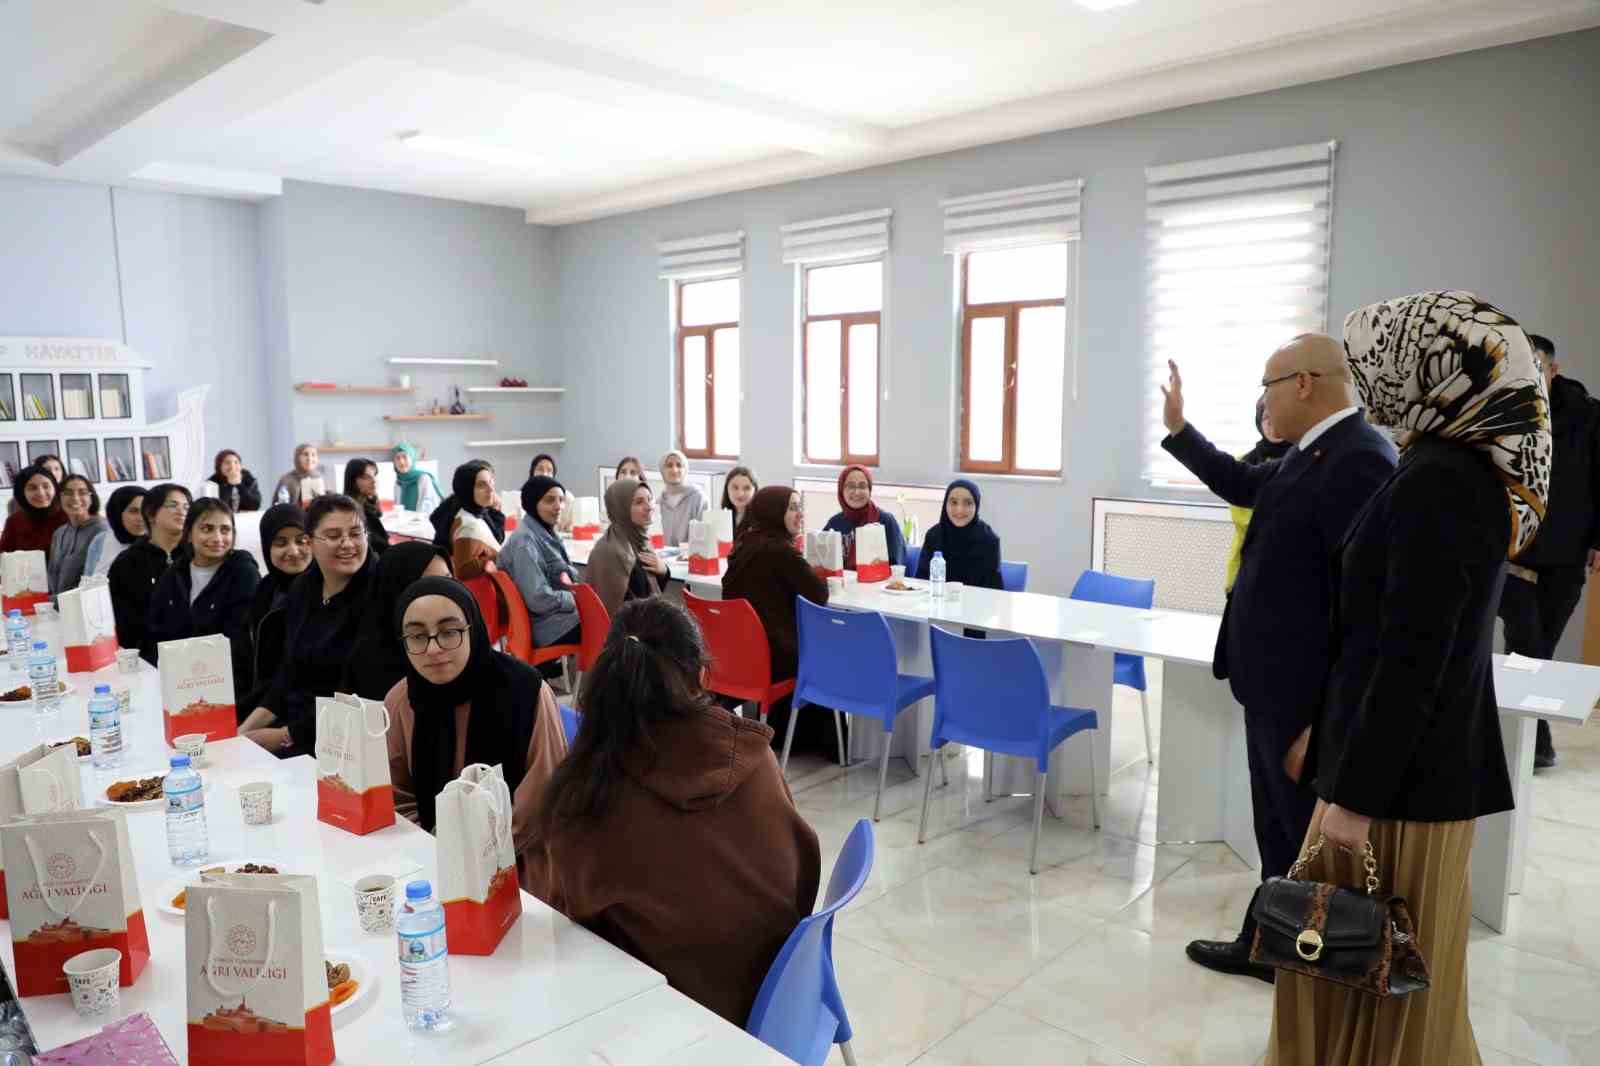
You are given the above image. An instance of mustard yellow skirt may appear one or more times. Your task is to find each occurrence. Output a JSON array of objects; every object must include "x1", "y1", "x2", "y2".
[{"x1": 1265, "y1": 807, "x2": 1480, "y2": 1066}]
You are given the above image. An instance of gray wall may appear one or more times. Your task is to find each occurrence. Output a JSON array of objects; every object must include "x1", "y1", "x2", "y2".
[{"x1": 551, "y1": 28, "x2": 1600, "y2": 608}]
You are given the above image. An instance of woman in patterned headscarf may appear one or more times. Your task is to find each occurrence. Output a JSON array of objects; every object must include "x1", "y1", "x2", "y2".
[{"x1": 1267, "y1": 292, "x2": 1550, "y2": 1066}]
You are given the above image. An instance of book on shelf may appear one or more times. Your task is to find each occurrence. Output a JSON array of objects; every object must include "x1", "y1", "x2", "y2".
[
  {"x1": 142, "y1": 450, "x2": 167, "y2": 479},
  {"x1": 62, "y1": 388, "x2": 93, "y2": 419},
  {"x1": 106, "y1": 454, "x2": 136, "y2": 481},
  {"x1": 68, "y1": 457, "x2": 92, "y2": 478},
  {"x1": 24, "y1": 393, "x2": 50, "y2": 419},
  {"x1": 99, "y1": 387, "x2": 126, "y2": 418},
  {"x1": 0, "y1": 397, "x2": 11, "y2": 419}
]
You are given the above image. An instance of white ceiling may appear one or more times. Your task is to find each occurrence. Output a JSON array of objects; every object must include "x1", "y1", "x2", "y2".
[{"x1": 3, "y1": 0, "x2": 1597, "y2": 224}]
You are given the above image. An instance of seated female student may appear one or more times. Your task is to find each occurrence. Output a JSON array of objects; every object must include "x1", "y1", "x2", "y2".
[
  {"x1": 84, "y1": 486, "x2": 147, "y2": 579},
  {"x1": 391, "y1": 444, "x2": 443, "y2": 517},
  {"x1": 719, "y1": 465, "x2": 758, "y2": 536},
  {"x1": 241, "y1": 494, "x2": 377, "y2": 757},
  {"x1": 586, "y1": 478, "x2": 669, "y2": 617},
  {"x1": 656, "y1": 449, "x2": 706, "y2": 546},
  {"x1": 342, "y1": 542, "x2": 450, "y2": 701},
  {"x1": 430, "y1": 460, "x2": 506, "y2": 550},
  {"x1": 823, "y1": 464, "x2": 906, "y2": 570},
  {"x1": 342, "y1": 457, "x2": 391, "y2": 556},
  {"x1": 36, "y1": 454, "x2": 66, "y2": 487},
  {"x1": 143, "y1": 499, "x2": 260, "y2": 679},
  {"x1": 614, "y1": 456, "x2": 644, "y2": 483},
  {"x1": 239, "y1": 505, "x2": 310, "y2": 722},
  {"x1": 272, "y1": 443, "x2": 327, "y2": 506},
  {"x1": 912, "y1": 478, "x2": 1003, "y2": 590},
  {"x1": 499, "y1": 476, "x2": 581, "y2": 655},
  {"x1": 722, "y1": 486, "x2": 828, "y2": 682},
  {"x1": 109, "y1": 483, "x2": 190, "y2": 653},
  {"x1": 47, "y1": 476, "x2": 108, "y2": 597},
  {"x1": 531, "y1": 598, "x2": 820, "y2": 1025},
  {"x1": 528, "y1": 453, "x2": 557, "y2": 479},
  {"x1": 1, "y1": 466, "x2": 66, "y2": 556},
  {"x1": 207, "y1": 449, "x2": 262, "y2": 512},
  {"x1": 388, "y1": 577, "x2": 568, "y2": 893}
]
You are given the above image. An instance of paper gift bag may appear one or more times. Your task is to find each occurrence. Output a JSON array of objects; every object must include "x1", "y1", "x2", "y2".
[
  {"x1": 854, "y1": 523, "x2": 891, "y2": 583},
  {"x1": 33, "y1": 1011, "x2": 179, "y2": 1065},
  {"x1": 686, "y1": 520, "x2": 720, "y2": 576},
  {"x1": 298, "y1": 477, "x2": 326, "y2": 505},
  {"x1": 158, "y1": 636, "x2": 238, "y2": 745},
  {"x1": 805, "y1": 531, "x2": 844, "y2": 578},
  {"x1": 185, "y1": 874, "x2": 333, "y2": 1066},
  {"x1": 572, "y1": 496, "x2": 601, "y2": 540},
  {"x1": 0, "y1": 743, "x2": 82, "y2": 920},
  {"x1": 714, "y1": 509, "x2": 734, "y2": 557},
  {"x1": 59, "y1": 576, "x2": 117, "y2": 672},
  {"x1": 436, "y1": 763, "x2": 520, "y2": 955},
  {"x1": 1, "y1": 809, "x2": 150, "y2": 997},
  {"x1": 647, "y1": 506, "x2": 665, "y2": 550},
  {"x1": 2, "y1": 550, "x2": 49, "y2": 615},
  {"x1": 315, "y1": 694, "x2": 395, "y2": 836}
]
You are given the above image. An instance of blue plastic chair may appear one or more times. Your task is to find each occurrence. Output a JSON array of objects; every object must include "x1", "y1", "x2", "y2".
[
  {"x1": 558, "y1": 704, "x2": 581, "y2": 747},
  {"x1": 904, "y1": 545, "x2": 921, "y2": 578},
  {"x1": 794, "y1": 599, "x2": 936, "y2": 821},
  {"x1": 1069, "y1": 570, "x2": 1157, "y2": 765},
  {"x1": 747, "y1": 820, "x2": 874, "y2": 1066},
  {"x1": 999, "y1": 560, "x2": 1029, "y2": 592},
  {"x1": 921, "y1": 627, "x2": 1100, "y2": 873}
]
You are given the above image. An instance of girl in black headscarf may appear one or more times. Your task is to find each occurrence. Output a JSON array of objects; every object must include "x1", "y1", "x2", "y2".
[
  {"x1": 384, "y1": 577, "x2": 567, "y2": 892},
  {"x1": 0, "y1": 465, "x2": 66, "y2": 556},
  {"x1": 911, "y1": 479, "x2": 1002, "y2": 589},
  {"x1": 498, "y1": 475, "x2": 581, "y2": 650},
  {"x1": 341, "y1": 541, "x2": 450, "y2": 700},
  {"x1": 430, "y1": 460, "x2": 507, "y2": 550},
  {"x1": 85, "y1": 485, "x2": 148, "y2": 580},
  {"x1": 240, "y1": 504, "x2": 311, "y2": 720}
]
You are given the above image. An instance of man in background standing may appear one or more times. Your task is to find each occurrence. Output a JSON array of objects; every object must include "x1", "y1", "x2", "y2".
[{"x1": 1498, "y1": 334, "x2": 1600, "y2": 769}]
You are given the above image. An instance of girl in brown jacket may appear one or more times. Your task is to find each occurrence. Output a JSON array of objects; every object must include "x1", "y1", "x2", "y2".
[{"x1": 532, "y1": 597, "x2": 820, "y2": 1025}]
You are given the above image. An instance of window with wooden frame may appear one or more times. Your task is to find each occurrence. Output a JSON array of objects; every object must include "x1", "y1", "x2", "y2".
[
  {"x1": 676, "y1": 276, "x2": 741, "y2": 459},
  {"x1": 958, "y1": 243, "x2": 1068, "y2": 475},
  {"x1": 801, "y1": 259, "x2": 882, "y2": 466}
]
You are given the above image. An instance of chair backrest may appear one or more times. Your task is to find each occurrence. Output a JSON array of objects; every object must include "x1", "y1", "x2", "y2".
[
  {"x1": 929, "y1": 626, "x2": 1055, "y2": 770},
  {"x1": 794, "y1": 598, "x2": 902, "y2": 721},
  {"x1": 572, "y1": 583, "x2": 611, "y2": 671},
  {"x1": 487, "y1": 569, "x2": 534, "y2": 661},
  {"x1": 904, "y1": 545, "x2": 921, "y2": 577},
  {"x1": 683, "y1": 591, "x2": 776, "y2": 695},
  {"x1": 1069, "y1": 569, "x2": 1155, "y2": 611},
  {"x1": 463, "y1": 573, "x2": 504, "y2": 646},
  {"x1": 558, "y1": 703, "x2": 581, "y2": 747},
  {"x1": 999, "y1": 560, "x2": 1029, "y2": 592},
  {"x1": 746, "y1": 820, "x2": 873, "y2": 1066}
]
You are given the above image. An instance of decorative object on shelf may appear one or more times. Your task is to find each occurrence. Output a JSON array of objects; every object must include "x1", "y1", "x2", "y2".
[
  {"x1": 449, "y1": 387, "x2": 467, "y2": 416},
  {"x1": 294, "y1": 383, "x2": 412, "y2": 395}
]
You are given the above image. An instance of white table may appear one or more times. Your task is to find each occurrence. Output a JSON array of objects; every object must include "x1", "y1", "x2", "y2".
[{"x1": 0, "y1": 636, "x2": 780, "y2": 1064}]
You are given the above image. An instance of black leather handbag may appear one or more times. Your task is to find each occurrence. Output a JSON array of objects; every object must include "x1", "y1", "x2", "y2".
[{"x1": 1249, "y1": 837, "x2": 1431, "y2": 997}]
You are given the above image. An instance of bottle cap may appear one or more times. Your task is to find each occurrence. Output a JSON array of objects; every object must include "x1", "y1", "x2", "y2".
[
  {"x1": 6, "y1": 609, "x2": 19, "y2": 617},
  {"x1": 169, "y1": 754, "x2": 191, "y2": 768},
  {"x1": 94, "y1": 683, "x2": 111, "y2": 694},
  {"x1": 405, "y1": 880, "x2": 432, "y2": 900},
  {"x1": 31, "y1": 641, "x2": 45, "y2": 651}
]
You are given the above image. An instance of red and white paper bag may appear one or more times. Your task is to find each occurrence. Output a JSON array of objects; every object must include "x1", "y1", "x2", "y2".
[
  {"x1": 158, "y1": 636, "x2": 238, "y2": 745},
  {"x1": 571, "y1": 496, "x2": 601, "y2": 540},
  {"x1": 714, "y1": 509, "x2": 734, "y2": 557},
  {"x1": 805, "y1": 530, "x2": 844, "y2": 578},
  {"x1": 686, "y1": 519, "x2": 720, "y2": 576},
  {"x1": 1, "y1": 808, "x2": 150, "y2": 997},
  {"x1": 59, "y1": 576, "x2": 117, "y2": 672},
  {"x1": 1, "y1": 550, "x2": 49, "y2": 615},
  {"x1": 435, "y1": 763, "x2": 520, "y2": 955},
  {"x1": 314, "y1": 694, "x2": 395, "y2": 836},
  {"x1": 0, "y1": 742, "x2": 82, "y2": 919},
  {"x1": 854, "y1": 523, "x2": 891, "y2": 583}
]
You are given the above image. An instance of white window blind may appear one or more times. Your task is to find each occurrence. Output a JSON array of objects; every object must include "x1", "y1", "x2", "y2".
[
  {"x1": 1142, "y1": 141, "x2": 1337, "y2": 486},
  {"x1": 941, "y1": 178, "x2": 1083, "y2": 254},
  {"x1": 658, "y1": 230, "x2": 744, "y2": 280},
  {"x1": 780, "y1": 209, "x2": 891, "y2": 265}
]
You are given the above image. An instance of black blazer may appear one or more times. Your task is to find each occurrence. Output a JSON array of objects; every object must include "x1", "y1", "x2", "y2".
[
  {"x1": 142, "y1": 550, "x2": 261, "y2": 683},
  {"x1": 1162, "y1": 414, "x2": 1396, "y2": 749},
  {"x1": 1305, "y1": 435, "x2": 1515, "y2": 822}
]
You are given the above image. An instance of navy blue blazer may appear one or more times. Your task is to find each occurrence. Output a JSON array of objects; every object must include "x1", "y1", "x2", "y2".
[{"x1": 1162, "y1": 412, "x2": 1397, "y2": 749}]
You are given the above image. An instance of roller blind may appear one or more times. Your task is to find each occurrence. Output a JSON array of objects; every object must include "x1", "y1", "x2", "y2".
[
  {"x1": 1142, "y1": 141, "x2": 1338, "y2": 486},
  {"x1": 658, "y1": 230, "x2": 744, "y2": 280},
  {"x1": 780, "y1": 208, "x2": 891, "y2": 265},
  {"x1": 941, "y1": 178, "x2": 1083, "y2": 254}
]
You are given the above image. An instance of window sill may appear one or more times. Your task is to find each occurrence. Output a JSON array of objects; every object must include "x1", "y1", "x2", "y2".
[{"x1": 958, "y1": 471, "x2": 1064, "y2": 485}]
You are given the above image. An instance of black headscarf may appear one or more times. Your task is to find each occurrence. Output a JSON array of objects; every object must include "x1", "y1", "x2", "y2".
[
  {"x1": 930, "y1": 479, "x2": 1001, "y2": 587},
  {"x1": 104, "y1": 486, "x2": 149, "y2": 545},
  {"x1": 529, "y1": 453, "x2": 557, "y2": 478},
  {"x1": 520, "y1": 476, "x2": 563, "y2": 535},
  {"x1": 12, "y1": 465, "x2": 58, "y2": 520},
  {"x1": 1242, "y1": 397, "x2": 1293, "y2": 466},
  {"x1": 429, "y1": 460, "x2": 504, "y2": 547},
  {"x1": 257, "y1": 505, "x2": 307, "y2": 586},
  {"x1": 395, "y1": 577, "x2": 542, "y2": 832},
  {"x1": 344, "y1": 541, "x2": 446, "y2": 701}
]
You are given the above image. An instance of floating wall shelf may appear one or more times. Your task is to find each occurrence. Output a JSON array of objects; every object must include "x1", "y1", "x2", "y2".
[
  {"x1": 383, "y1": 414, "x2": 490, "y2": 423},
  {"x1": 315, "y1": 442, "x2": 394, "y2": 452},
  {"x1": 465, "y1": 438, "x2": 566, "y2": 448},
  {"x1": 464, "y1": 386, "x2": 565, "y2": 395},
  {"x1": 295, "y1": 384, "x2": 413, "y2": 395},
  {"x1": 386, "y1": 358, "x2": 499, "y2": 367}
]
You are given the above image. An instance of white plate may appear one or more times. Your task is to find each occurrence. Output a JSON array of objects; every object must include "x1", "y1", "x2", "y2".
[
  {"x1": 0, "y1": 679, "x2": 77, "y2": 705},
  {"x1": 156, "y1": 860, "x2": 287, "y2": 918},
  {"x1": 46, "y1": 736, "x2": 92, "y2": 762},
  {"x1": 325, "y1": 952, "x2": 373, "y2": 1020},
  {"x1": 880, "y1": 584, "x2": 928, "y2": 596},
  {"x1": 96, "y1": 774, "x2": 213, "y2": 811}
]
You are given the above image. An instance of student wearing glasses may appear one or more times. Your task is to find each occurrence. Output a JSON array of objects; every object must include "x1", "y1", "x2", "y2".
[
  {"x1": 142, "y1": 499, "x2": 261, "y2": 680},
  {"x1": 386, "y1": 577, "x2": 568, "y2": 893},
  {"x1": 109, "y1": 483, "x2": 192, "y2": 654},
  {"x1": 241, "y1": 494, "x2": 378, "y2": 756},
  {"x1": 823, "y1": 464, "x2": 906, "y2": 570},
  {"x1": 47, "y1": 475, "x2": 108, "y2": 598}
]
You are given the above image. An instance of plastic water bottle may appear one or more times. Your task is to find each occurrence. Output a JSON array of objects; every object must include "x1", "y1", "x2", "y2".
[
  {"x1": 164, "y1": 755, "x2": 208, "y2": 866},
  {"x1": 929, "y1": 550, "x2": 947, "y2": 601},
  {"x1": 275, "y1": 484, "x2": 291, "y2": 506},
  {"x1": 5, "y1": 610, "x2": 29, "y2": 676},
  {"x1": 397, "y1": 880, "x2": 452, "y2": 1031},
  {"x1": 88, "y1": 684, "x2": 123, "y2": 771},
  {"x1": 26, "y1": 643, "x2": 60, "y2": 716}
]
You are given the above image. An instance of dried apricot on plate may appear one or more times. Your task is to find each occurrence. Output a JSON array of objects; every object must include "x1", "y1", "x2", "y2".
[
  {"x1": 171, "y1": 889, "x2": 187, "y2": 910},
  {"x1": 330, "y1": 979, "x2": 359, "y2": 1006}
]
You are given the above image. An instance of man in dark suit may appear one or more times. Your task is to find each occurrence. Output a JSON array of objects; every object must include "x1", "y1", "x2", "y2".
[{"x1": 1160, "y1": 333, "x2": 1397, "y2": 982}]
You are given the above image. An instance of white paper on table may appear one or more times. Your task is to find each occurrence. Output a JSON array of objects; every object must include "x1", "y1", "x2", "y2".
[
  {"x1": 587, "y1": 1016, "x2": 709, "y2": 1065},
  {"x1": 1137, "y1": 610, "x2": 1168, "y2": 620},
  {"x1": 1068, "y1": 631, "x2": 1105, "y2": 643},
  {"x1": 1503, "y1": 653, "x2": 1545, "y2": 673},
  {"x1": 334, "y1": 856, "x2": 423, "y2": 889},
  {"x1": 1519, "y1": 694, "x2": 1564, "y2": 713}
]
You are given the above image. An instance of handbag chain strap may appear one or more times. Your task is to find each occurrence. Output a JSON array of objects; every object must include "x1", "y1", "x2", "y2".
[{"x1": 1288, "y1": 835, "x2": 1381, "y2": 897}]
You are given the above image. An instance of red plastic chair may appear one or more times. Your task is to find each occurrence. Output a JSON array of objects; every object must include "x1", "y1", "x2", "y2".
[
  {"x1": 572, "y1": 583, "x2": 610, "y2": 672},
  {"x1": 463, "y1": 573, "x2": 504, "y2": 646},
  {"x1": 491, "y1": 569, "x2": 577, "y2": 668},
  {"x1": 682, "y1": 590, "x2": 795, "y2": 724}
]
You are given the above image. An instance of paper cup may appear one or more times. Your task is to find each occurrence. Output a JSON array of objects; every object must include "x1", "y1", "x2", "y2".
[
  {"x1": 174, "y1": 733, "x2": 207, "y2": 768},
  {"x1": 355, "y1": 874, "x2": 398, "y2": 934},
  {"x1": 32, "y1": 604, "x2": 56, "y2": 622},
  {"x1": 946, "y1": 582, "x2": 964, "y2": 601},
  {"x1": 113, "y1": 684, "x2": 132, "y2": 717},
  {"x1": 826, "y1": 576, "x2": 846, "y2": 595},
  {"x1": 63, "y1": 948, "x2": 121, "y2": 1018},
  {"x1": 116, "y1": 648, "x2": 141, "y2": 674},
  {"x1": 239, "y1": 781, "x2": 274, "y2": 826},
  {"x1": 890, "y1": 565, "x2": 906, "y2": 580}
]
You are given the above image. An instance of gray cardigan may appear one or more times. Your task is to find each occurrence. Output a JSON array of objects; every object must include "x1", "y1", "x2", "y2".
[
  {"x1": 499, "y1": 521, "x2": 581, "y2": 648},
  {"x1": 48, "y1": 517, "x2": 110, "y2": 599}
]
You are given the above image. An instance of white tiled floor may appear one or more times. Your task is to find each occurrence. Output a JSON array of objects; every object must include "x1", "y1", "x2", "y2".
[{"x1": 782, "y1": 678, "x2": 1600, "y2": 1066}]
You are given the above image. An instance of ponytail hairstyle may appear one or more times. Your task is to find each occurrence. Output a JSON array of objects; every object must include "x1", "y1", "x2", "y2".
[{"x1": 535, "y1": 597, "x2": 713, "y2": 840}]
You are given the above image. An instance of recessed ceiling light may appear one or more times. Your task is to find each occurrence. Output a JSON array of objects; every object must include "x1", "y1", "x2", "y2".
[
  {"x1": 397, "y1": 131, "x2": 541, "y2": 169},
  {"x1": 1075, "y1": 0, "x2": 1139, "y2": 10}
]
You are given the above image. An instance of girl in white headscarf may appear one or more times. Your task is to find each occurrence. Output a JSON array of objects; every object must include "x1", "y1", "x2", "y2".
[{"x1": 655, "y1": 449, "x2": 707, "y2": 546}]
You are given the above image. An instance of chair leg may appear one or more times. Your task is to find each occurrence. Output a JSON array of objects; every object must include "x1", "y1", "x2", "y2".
[
  {"x1": 983, "y1": 750, "x2": 994, "y2": 802},
  {"x1": 1030, "y1": 773, "x2": 1047, "y2": 875},
  {"x1": 780, "y1": 704, "x2": 801, "y2": 775},
  {"x1": 1089, "y1": 728, "x2": 1102, "y2": 830},
  {"x1": 938, "y1": 745, "x2": 950, "y2": 788},
  {"x1": 840, "y1": 1041, "x2": 860, "y2": 1066},
  {"x1": 833, "y1": 710, "x2": 847, "y2": 768},
  {"x1": 873, "y1": 725, "x2": 892, "y2": 822},
  {"x1": 1140, "y1": 689, "x2": 1154, "y2": 765},
  {"x1": 917, "y1": 742, "x2": 939, "y2": 843}
]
